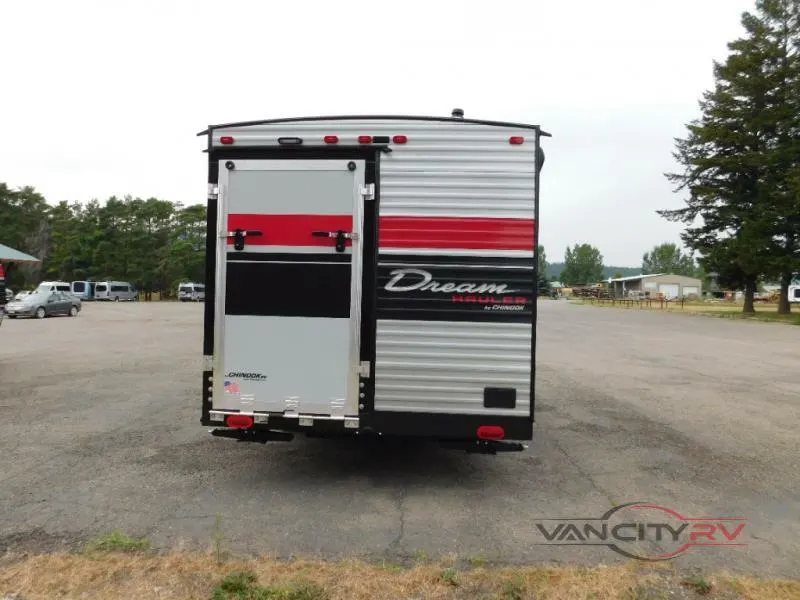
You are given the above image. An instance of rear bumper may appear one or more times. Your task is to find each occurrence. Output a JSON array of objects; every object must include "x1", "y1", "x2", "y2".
[{"x1": 202, "y1": 408, "x2": 533, "y2": 442}]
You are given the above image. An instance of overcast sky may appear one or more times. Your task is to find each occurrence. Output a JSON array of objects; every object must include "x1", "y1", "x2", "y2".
[{"x1": 1, "y1": 0, "x2": 755, "y2": 266}]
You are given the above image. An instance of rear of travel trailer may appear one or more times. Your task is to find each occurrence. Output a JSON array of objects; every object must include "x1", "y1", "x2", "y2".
[{"x1": 198, "y1": 111, "x2": 548, "y2": 453}]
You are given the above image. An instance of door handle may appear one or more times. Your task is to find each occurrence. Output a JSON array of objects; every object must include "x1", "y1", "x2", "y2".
[
  {"x1": 311, "y1": 229, "x2": 357, "y2": 253},
  {"x1": 227, "y1": 228, "x2": 263, "y2": 251}
]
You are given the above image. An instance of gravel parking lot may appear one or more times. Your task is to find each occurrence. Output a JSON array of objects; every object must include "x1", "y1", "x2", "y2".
[{"x1": 0, "y1": 300, "x2": 798, "y2": 577}]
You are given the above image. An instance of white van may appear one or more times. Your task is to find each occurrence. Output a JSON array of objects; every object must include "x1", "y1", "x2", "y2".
[
  {"x1": 37, "y1": 281, "x2": 73, "y2": 295},
  {"x1": 94, "y1": 281, "x2": 137, "y2": 301},
  {"x1": 178, "y1": 282, "x2": 205, "y2": 302},
  {"x1": 789, "y1": 285, "x2": 800, "y2": 304},
  {"x1": 71, "y1": 280, "x2": 97, "y2": 301}
]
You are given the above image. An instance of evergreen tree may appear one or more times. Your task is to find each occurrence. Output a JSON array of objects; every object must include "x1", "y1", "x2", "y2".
[{"x1": 659, "y1": 0, "x2": 800, "y2": 314}]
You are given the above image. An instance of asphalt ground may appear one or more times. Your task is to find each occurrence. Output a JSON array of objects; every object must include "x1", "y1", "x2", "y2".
[{"x1": 0, "y1": 300, "x2": 797, "y2": 577}]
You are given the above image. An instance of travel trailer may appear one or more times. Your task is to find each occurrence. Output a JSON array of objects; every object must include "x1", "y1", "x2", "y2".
[{"x1": 197, "y1": 110, "x2": 548, "y2": 453}]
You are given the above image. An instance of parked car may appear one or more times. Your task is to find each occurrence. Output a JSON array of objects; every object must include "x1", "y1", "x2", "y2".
[
  {"x1": 4, "y1": 288, "x2": 12, "y2": 302},
  {"x1": 4, "y1": 290, "x2": 82, "y2": 319}
]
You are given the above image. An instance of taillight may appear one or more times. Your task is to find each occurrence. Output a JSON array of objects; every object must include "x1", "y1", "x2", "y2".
[
  {"x1": 358, "y1": 135, "x2": 372, "y2": 144},
  {"x1": 220, "y1": 136, "x2": 234, "y2": 145},
  {"x1": 509, "y1": 136, "x2": 524, "y2": 145},
  {"x1": 227, "y1": 415, "x2": 254, "y2": 429},
  {"x1": 392, "y1": 135, "x2": 408, "y2": 144},
  {"x1": 324, "y1": 135, "x2": 339, "y2": 144},
  {"x1": 477, "y1": 425, "x2": 505, "y2": 440}
]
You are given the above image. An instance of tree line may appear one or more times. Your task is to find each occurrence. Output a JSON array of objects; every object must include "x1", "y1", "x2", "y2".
[
  {"x1": 537, "y1": 242, "x2": 702, "y2": 290},
  {"x1": 0, "y1": 183, "x2": 206, "y2": 296}
]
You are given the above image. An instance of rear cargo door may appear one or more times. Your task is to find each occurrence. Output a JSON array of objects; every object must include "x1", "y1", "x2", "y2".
[{"x1": 214, "y1": 159, "x2": 367, "y2": 418}]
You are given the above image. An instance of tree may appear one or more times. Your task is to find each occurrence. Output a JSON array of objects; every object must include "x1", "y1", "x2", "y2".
[
  {"x1": 641, "y1": 243, "x2": 697, "y2": 276},
  {"x1": 561, "y1": 244, "x2": 604, "y2": 286},
  {"x1": 536, "y1": 244, "x2": 551, "y2": 293},
  {"x1": 758, "y1": 0, "x2": 800, "y2": 313},
  {"x1": 537, "y1": 244, "x2": 547, "y2": 278},
  {"x1": 0, "y1": 183, "x2": 49, "y2": 288},
  {"x1": 658, "y1": 0, "x2": 800, "y2": 314}
]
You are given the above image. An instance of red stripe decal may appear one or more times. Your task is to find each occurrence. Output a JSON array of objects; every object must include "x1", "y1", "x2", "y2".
[
  {"x1": 227, "y1": 214, "x2": 353, "y2": 247},
  {"x1": 379, "y1": 216, "x2": 535, "y2": 250},
  {"x1": 226, "y1": 214, "x2": 535, "y2": 251}
]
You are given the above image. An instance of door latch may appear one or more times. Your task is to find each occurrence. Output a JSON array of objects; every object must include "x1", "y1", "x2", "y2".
[
  {"x1": 311, "y1": 229, "x2": 356, "y2": 253},
  {"x1": 227, "y1": 228, "x2": 263, "y2": 251}
]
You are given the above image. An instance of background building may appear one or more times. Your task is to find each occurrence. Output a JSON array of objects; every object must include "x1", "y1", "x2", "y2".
[{"x1": 607, "y1": 273, "x2": 702, "y2": 299}]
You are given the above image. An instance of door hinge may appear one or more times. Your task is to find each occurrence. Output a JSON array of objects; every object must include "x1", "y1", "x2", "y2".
[
  {"x1": 358, "y1": 361, "x2": 371, "y2": 378},
  {"x1": 207, "y1": 184, "x2": 219, "y2": 200},
  {"x1": 360, "y1": 183, "x2": 375, "y2": 201}
]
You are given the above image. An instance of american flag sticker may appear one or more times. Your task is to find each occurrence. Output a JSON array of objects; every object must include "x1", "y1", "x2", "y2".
[{"x1": 224, "y1": 380, "x2": 240, "y2": 394}]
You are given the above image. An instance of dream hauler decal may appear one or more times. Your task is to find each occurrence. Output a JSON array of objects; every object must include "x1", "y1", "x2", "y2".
[
  {"x1": 384, "y1": 268, "x2": 518, "y2": 294},
  {"x1": 377, "y1": 262, "x2": 534, "y2": 323}
]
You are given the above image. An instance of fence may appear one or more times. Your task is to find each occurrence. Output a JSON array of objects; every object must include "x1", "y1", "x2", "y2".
[{"x1": 580, "y1": 297, "x2": 689, "y2": 310}]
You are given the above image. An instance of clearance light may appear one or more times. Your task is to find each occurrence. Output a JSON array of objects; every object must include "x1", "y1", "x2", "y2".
[
  {"x1": 220, "y1": 136, "x2": 234, "y2": 145},
  {"x1": 509, "y1": 136, "x2": 524, "y2": 145},
  {"x1": 358, "y1": 135, "x2": 372, "y2": 144},
  {"x1": 392, "y1": 135, "x2": 408, "y2": 144},
  {"x1": 477, "y1": 425, "x2": 505, "y2": 440},
  {"x1": 227, "y1": 414, "x2": 254, "y2": 429},
  {"x1": 324, "y1": 135, "x2": 339, "y2": 144}
]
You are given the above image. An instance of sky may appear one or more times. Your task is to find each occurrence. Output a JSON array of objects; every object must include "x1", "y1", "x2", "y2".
[{"x1": 1, "y1": 0, "x2": 756, "y2": 267}]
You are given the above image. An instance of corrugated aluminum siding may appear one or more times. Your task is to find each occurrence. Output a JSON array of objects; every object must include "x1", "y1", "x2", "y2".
[
  {"x1": 375, "y1": 320, "x2": 531, "y2": 415},
  {"x1": 210, "y1": 119, "x2": 538, "y2": 225}
]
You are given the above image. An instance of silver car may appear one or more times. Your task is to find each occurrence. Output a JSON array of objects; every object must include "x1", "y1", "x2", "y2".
[{"x1": 4, "y1": 290, "x2": 82, "y2": 319}]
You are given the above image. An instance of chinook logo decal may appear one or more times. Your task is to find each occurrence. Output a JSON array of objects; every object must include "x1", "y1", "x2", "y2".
[
  {"x1": 225, "y1": 371, "x2": 267, "y2": 381},
  {"x1": 384, "y1": 268, "x2": 517, "y2": 294}
]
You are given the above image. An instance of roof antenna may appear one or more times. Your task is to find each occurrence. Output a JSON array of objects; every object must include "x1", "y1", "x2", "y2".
[{"x1": 451, "y1": 108, "x2": 464, "y2": 119}]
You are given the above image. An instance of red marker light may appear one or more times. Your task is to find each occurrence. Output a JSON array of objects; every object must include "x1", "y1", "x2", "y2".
[
  {"x1": 509, "y1": 136, "x2": 524, "y2": 145},
  {"x1": 392, "y1": 135, "x2": 408, "y2": 144},
  {"x1": 227, "y1": 414, "x2": 254, "y2": 429},
  {"x1": 220, "y1": 136, "x2": 234, "y2": 145},
  {"x1": 477, "y1": 425, "x2": 505, "y2": 440},
  {"x1": 358, "y1": 135, "x2": 372, "y2": 144},
  {"x1": 324, "y1": 135, "x2": 339, "y2": 144}
]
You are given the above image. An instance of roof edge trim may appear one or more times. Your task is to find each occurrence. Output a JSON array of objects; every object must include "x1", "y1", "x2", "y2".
[{"x1": 197, "y1": 114, "x2": 546, "y2": 137}]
